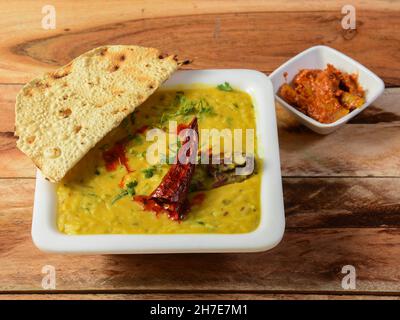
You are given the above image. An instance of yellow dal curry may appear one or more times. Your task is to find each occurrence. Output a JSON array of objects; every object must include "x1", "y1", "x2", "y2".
[{"x1": 57, "y1": 86, "x2": 261, "y2": 234}]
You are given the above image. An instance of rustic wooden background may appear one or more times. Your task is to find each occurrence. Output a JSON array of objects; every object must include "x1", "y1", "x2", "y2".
[{"x1": 1, "y1": 0, "x2": 400, "y2": 300}]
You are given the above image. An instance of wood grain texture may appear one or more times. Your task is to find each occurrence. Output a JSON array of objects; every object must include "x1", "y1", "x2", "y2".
[
  {"x1": 1, "y1": 87, "x2": 399, "y2": 178},
  {"x1": 0, "y1": 1, "x2": 399, "y2": 84},
  {"x1": 279, "y1": 122, "x2": 400, "y2": 177},
  {"x1": 1, "y1": 227, "x2": 399, "y2": 292},
  {"x1": 1, "y1": 1, "x2": 400, "y2": 299},
  {"x1": 1, "y1": 178, "x2": 400, "y2": 293},
  {"x1": 2, "y1": 176, "x2": 399, "y2": 233},
  {"x1": 1, "y1": 293, "x2": 400, "y2": 300},
  {"x1": 277, "y1": 89, "x2": 400, "y2": 177},
  {"x1": 284, "y1": 178, "x2": 400, "y2": 228}
]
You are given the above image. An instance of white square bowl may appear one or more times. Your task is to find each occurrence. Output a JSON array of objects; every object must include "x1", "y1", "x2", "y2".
[
  {"x1": 269, "y1": 45, "x2": 385, "y2": 134},
  {"x1": 31, "y1": 69, "x2": 285, "y2": 254}
]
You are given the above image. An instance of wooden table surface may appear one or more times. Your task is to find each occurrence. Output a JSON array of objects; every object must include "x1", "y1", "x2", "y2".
[{"x1": 1, "y1": 0, "x2": 400, "y2": 300}]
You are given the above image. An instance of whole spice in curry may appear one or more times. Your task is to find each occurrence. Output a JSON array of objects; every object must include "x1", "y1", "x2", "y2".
[
  {"x1": 57, "y1": 87, "x2": 261, "y2": 235},
  {"x1": 134, "y1": 117, "x2": 199, "y2": 221},
  {"x1": 279, "y1": 64, "x2": 365, "y2": 123}
]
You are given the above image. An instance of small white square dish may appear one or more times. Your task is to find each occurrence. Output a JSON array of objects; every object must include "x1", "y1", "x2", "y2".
[
  {"x1": 269, "y1": 45, "x2": 385, "y2": 134},
  {"x1": 31, "y1": 69, "x2": 285, "y2": 254}
]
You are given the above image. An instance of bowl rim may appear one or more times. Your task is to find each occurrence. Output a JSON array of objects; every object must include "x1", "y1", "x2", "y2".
[
  {"x1": 31, "y1": 69, "x2": 286, "y2": 254},
  {"x1": 269, "y1": 45, "x2": 385, "y2": 128}
]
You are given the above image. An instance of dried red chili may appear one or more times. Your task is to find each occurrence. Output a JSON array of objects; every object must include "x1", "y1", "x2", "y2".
[
  {"x1": 102, "y1": 142, "x2": 132, "y2": 173},
  {"x1": 191, "y1": 193, "x2": 206, "y2": 206},
  {"x1": 177, "y1": 123, "x2": 189, "y2": 133},
  {"x1": 135, "y1": 117, "x2": 199, "y2": 221},
  {"x1": 136, "y1": 125, "x2": 149, "y2": 134}
]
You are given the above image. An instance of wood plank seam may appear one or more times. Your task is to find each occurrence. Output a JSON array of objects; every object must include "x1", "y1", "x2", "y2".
[{"x1": 2, "y1": 11, "x2": 399, "y2": 85}]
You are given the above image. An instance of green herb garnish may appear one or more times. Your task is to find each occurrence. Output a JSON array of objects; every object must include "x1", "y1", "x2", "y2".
[
  {"x1": 142, "y1": 167, "x2": 155, "y2": 178},
  {"x1": 217, "y1": 82, "x2": 233, "y2": 92},
  {"x1": 111, "y1": 191, "x2": 128, "y2": 205},
  {"x1": 126, "y1": 181, "x2": 138, "y2": 195},
  {"x1": 198, "y1": 99, "x2": 214, "y2": 115},
  {"x1": 133, "y1": 134, "x2": 143, "y2": 144},
  {"x1": 174, "y1": 92, "x2": 186, "y2": 106},
  {"x1": 111, "y1": 180, "x2": 138, "y2": 205},
  {"x1": 161, "y1": 94, "x2": 215, "y2": 124},
  {"x1": 178, "y1": 101, "x2": 197, "y2": 116},
  {"x1": 160, "y1": 112, "x2": 169, "y2": 124}
]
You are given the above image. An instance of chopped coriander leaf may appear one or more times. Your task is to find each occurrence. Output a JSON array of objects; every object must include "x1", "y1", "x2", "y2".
[
  {"x1": 178, "y1": 101, "x2": 196, "y2": 115},
  {"x1": 94, "y1": 168, "x2": 100, "y2": 175},
  {"x1": 198, "y1": 99, "x2": 214, "y2": 115},
  {"x1": 128, "y1": 148, "x2": 137, "y2": 155},
  {"x1": 133, "y1": 134, "x2": 143, "y2": 144},
  {"x1": 233, "y1": 103, "x2": 239, "y2": 109},
  {"x1": 217, "y1": 82, "x2": 233, "y2": 92},
  {"x1": 158, "y1": 91, "x2": 217, "y2": 122},
  {"x1": 111, "y1": 180, "x2": 138, "y2": 204},
  {"x1": 111, "y1": 189, "x2": 128, "y2": 205},
  {"x1": 126, "y1": 181, "x2": 138, "y2": 196},
  {"x1": 160, "y1": 112, "x2": 169, "y2": 124},
  {"x1": 142, "y1": 167, "x2": 155, "y2": 178},
  {"x1": 174, "y1": 92, "x2": 186, "y2": 106}
]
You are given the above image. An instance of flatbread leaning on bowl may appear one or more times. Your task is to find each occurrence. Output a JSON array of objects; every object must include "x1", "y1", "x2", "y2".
[{"x1": 15, "y1": 45, "x2": 184, "y2": 182}]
